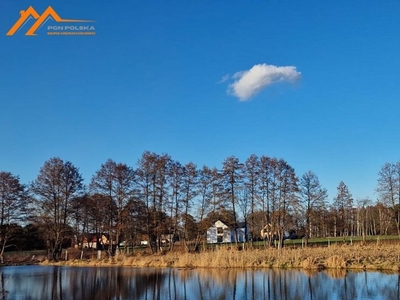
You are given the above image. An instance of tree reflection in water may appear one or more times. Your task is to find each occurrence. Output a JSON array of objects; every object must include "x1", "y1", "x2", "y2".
[{"x1": 0, "y1": 266, "x2": 399, "y2": 299}]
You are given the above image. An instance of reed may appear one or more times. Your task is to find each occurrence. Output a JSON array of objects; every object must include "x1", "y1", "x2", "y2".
[{"x1": 40, "y1": 243, "x2": 400, "y2": 271}]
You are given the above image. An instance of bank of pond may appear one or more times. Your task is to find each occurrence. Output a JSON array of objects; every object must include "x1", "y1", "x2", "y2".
[
  {"x1": 31, "y1": 242, "x2": 400, "y2": 272},
  {"x1": 4, "y1": 239, "x2": 400, "y2": 271}
]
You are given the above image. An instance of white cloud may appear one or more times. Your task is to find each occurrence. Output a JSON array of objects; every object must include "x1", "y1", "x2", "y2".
[
  {"x1": 218, "y1": 74, "x2": 231, "y2": 84},
  {"x1": 227, "y1": 63, "x2": 301, "y2": 101}
]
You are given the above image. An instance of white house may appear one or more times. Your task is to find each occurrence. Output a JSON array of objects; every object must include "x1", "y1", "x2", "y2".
[{"x1": 206, "y1": 220, "x2": 248, "y2": 244}]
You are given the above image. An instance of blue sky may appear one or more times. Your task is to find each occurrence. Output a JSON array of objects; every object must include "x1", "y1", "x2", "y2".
[{"x1": 1, "y1": 0, "x2": 400, "y2": 203}]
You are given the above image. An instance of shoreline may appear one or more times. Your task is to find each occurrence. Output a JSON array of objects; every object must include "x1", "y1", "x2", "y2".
[{"x1": 29, "y1": 243, "x2": 400, "y2": 272}]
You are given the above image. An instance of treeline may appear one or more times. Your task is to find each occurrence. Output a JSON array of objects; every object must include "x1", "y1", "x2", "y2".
[{"x1": 1, "y1": 151, "x2": 400, "y2": 259}]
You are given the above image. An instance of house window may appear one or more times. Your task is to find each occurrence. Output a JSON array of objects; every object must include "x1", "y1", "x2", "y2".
[{"x1": 217, "y1": 227, "x2": 223, "y2": 235}]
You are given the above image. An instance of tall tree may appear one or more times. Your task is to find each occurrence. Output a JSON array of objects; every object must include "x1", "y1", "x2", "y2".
[
  {"x1": 221, "y1": 156, "x2": 243, "y2": 245},
  {"x1": 167, "y1": 160, "x2": 184, "y2": 250},
  {"x1": 0, "y1": 172, "x2": 29, "y2": 258},
  {"x1": 71, "y1": 193, "x2": 116, "y2": 248},
  {"x1": 299, "y1": 171, "x2": 328, "y2": 242},
  {"x1": 196, "y1": 166, "x2": 215, "y2": 226},
  {"x1": 332, "y1": 181, "x2": 353, "y2": 237},
  {"x1": 259, "y1": 157, "x2": 298, "y2": 248},
  {"x1": 377, "y1": 161, "x2": 400, "y2": 237},
  {"x1": 180, "y1": 162, "x2": 198, "y2": 250},
  {"x1": 374, "y1": 201, "x2": 393, "y2": 235},
  {"x1": 136, "y1": 151, "x2": 158, "y2": 251},
  {"x1": 194, "y1": 166, "x2": 220, "y2": 248},
  {"x1": 243, "y1": 154, "x2": 260, "y2": 243},
  {"x1": 259, "y1": 156, "x2": 274, "y2": 243},
  {"x1": 123, "y1": 197, "x2": 147, "y2": 249},
  {"x1": 356, "y1": 198, "x2": 372, "y2": 243},
  {"x1": 274, "y1": 159, "x2": 299, "y2": 248},
  {"x1": 70, "y1": 194, "x2": 91, "y2": 243},
  {"x1": 136, "y1": 151, "x2": 171, "y2": 252},
  {"x1": 90, "y1": 159, "x2": 136, "y2": 255},
  {"x1": 31, "y1": 158, "x2": 83, "y2": 260},
  {"x1": 259, "y1": 156, "x2": 276, "y2": 232}
]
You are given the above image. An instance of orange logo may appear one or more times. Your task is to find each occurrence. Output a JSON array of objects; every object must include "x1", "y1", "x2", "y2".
[{"x1": 7, "y1": 6, "x2": 94, "y2": 36}]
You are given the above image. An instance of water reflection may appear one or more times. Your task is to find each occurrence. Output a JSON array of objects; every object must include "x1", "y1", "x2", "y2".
[{"x1": 0, "y1": 265, "x2": 398, "y2": 300}]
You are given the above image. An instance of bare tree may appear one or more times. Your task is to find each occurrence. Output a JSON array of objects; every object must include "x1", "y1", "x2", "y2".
[
  {"x1": 194, "y1": 166, "x2": 220, "y2": 249},
  {"x1": 374, "y1": 201, "x2": 393, "y2": 235},
  {"x1": 356, "y1": 198, "x2": 372, "y2": 243},
  {"x1": 332, "y1": 181, "x2": 353, "y2": 237},
  {"x1": 299, "y1": 171, "x2": 327, "y2": 243},
  {"x1": 136, "y1": 151, "x2": 171, "y2": 252},
  {"x1": 243, "y1": 154, "x2": 260, "y2": 244},
  {"x1": 221, "y1": 156, "x2": 243, "y2": 245},
  {"x1": 123, "y1": 197, "x2": 147, "y2": 249},
  {"x1": 259, "y1": 157, "x2": 298, "y2": 248},
  {"x1": 0, "y1": 172, "x2": 29, "y2": 258},
  {"x1": 167, "y1": 160, "x2": 184, "y2": 250},
  {"x1": 196, "y1": 166, "x2": 216, "y2": 227},
  {"x1": 90, "y1": 159, "x2": 136, "y2": 255},
  {"x1": 136, "y1": 151, "x2": 158, "y2": 251},
  {"x1": 70, "y1": 194, "x2": 91, "y2": 244},
  {"x1": 72, "y1": 193, "x2": 116, "y2": 249},
  {"x1": 31, "y1": 158, "x2": 83, "y2": 260},
  {"x1": 274, "y1": 159, "x2": 299, "y2": 248},
  {"x1": 377, "y1": 162, "x2": 400, "y2": 238},
  {"x1": 180, "y1": 162, "x2": 198, "y2": 250},
  {"x1": 259, "y1": 156, "x2": 274, "y2": 226}
]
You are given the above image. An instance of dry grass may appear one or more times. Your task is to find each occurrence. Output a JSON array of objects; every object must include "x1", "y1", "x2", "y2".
[
  {"x1": 2, "y1": 251, "x2": 47, "y2": 265},
  {"x1": 39, "y1": 243, "x2": 400, "y2": 271}
]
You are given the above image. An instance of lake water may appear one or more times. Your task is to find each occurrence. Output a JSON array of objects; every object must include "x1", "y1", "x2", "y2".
[{"x1": 0, "y1": 265, "x2": 398, "y2": 300}]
